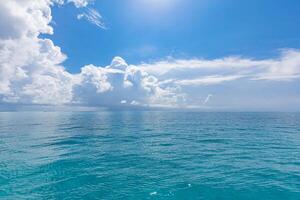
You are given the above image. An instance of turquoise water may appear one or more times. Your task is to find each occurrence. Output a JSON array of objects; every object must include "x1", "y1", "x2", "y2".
[{"x1": 0, "y1": 112, "x2": 300, "y2": 199}]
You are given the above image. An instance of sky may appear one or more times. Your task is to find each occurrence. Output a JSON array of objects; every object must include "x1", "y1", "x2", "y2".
[{"x1": 0, "y1": 0, "x2": 300, "y2": 111}]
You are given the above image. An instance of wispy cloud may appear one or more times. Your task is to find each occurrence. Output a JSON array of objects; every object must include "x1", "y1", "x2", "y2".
[
  {"x1": 67, "y1": 0, "x2": 93, "y2": 8},
  {"x1": 204, "y1": 94, "x2": 213, "y2": 105},
  {"x1": 176, "y1": 75, "x2": 243, "y2": 86},
  {"x1": 77, "y1": 8, "x2": 106, "y2": 29},
  {"x1": 139, "y1": 49, "x2": 300, "y2": 82}
]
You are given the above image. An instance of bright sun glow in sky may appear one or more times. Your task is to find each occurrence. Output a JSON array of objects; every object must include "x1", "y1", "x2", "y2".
[
  {"x1": 139, "y1": 0, "x2": 176, "y2": 8},
  {"x1": 128, "y1": 0, "x2": 181, "y2": 16}
]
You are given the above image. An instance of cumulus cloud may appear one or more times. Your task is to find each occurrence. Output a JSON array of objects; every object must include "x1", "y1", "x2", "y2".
[
  {"x1": 0, "y1": 0, "x2": 53, "y2": 39},
  {"x1": 0, "y1": 0, "x2": 299, "y2": 110},
  {"x1": 72, "y1": 57, "x2": 184, "y2": 107},
  {"x1": 0, "y1": 0, "x2": 73, "y2": 105}
]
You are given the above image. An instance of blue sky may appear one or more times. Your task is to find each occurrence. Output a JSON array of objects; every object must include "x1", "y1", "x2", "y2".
[
  {"x1": 0, "y1": 0, "x2": 300, "y2": 110},
  {"x1": 49, "y1": 0, "x2": 300, "y2": 72}
]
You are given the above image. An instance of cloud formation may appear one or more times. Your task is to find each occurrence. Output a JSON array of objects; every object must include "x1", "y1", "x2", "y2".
[
  {"x1": 72, "y1": 57, "x2": 184, "y2": 107},
  {"x1": 0, "y1": 0, "x2": 299, "y2": 110},
  {"x1": 204, "y1": 94, "x2": 213, "y2": 105},
  {"x1": 77, "y1": 8, "x2": 106, "y2": 29},
  {"x1": 140, "y1": 51, "x2": 300, "y2": 82},
  {"x1": 67, "y1": 0, "x2": 92, "y2": 8}
]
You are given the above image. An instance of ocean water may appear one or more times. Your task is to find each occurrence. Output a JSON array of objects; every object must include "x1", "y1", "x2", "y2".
[{"x1": 0, "y1": 111, "x2": 300, "y2": 200}]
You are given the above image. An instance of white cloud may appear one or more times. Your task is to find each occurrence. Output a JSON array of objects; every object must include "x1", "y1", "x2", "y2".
[
  {"x1": 0, "y1": 0, "x2": 53, "y2": 40},
  {"x1": 72, "y1": 57, "x2": 183, "y2": 107},
  {"x1": 0, "y1": 0, "x2": 299, "y2": 110},
  {"x1": 139, "y1": 50, "x2": 300, "y2": 81},
  {"x1": 68, "y1": 0, "x2": 92, "y2": 8},
  {"x1": 120, "y1": 100, "x2": 127, "y2": 104},
  {"x1": 254, "y1": 49, "x2": 300, "y2": 80},
  {"x1": 0, "y1": 0, "x2": 73, "y2": 105},
  {"x1": 176, "y1": 75, "x2": 243, "y2": 86},
  {"x1": 130, "y1": 100, "x2": 140, "y2": 106},
  {"x1": 204, "y1": 94, "x2": 213, "y2": 105},
  {"x1": 51, "y1": 0, "x2": 92, "y2": 8},
  {"x1": 77, "y1": 8, "x2": 106, "y2": 29}
]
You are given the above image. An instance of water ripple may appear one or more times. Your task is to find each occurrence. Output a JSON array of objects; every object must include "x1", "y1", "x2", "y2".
[{"x1": 0, "y1": 112, "x2": 300, "y2": 199}]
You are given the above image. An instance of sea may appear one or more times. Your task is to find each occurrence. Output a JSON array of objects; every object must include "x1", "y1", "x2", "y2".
[{"x1": 0, "y1": 111, "x2": 300, "y2": 199}]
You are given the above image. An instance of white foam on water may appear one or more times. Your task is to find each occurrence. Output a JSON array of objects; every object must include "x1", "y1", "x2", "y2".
[{"x1": 150, "y1": 191, "x2": 157, "y2": 196}]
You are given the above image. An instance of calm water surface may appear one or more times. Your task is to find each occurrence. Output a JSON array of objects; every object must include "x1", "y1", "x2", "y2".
[{"x1": 0, "y1": 112, "x2": 300, "y2": 199}]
